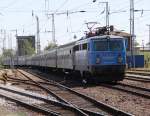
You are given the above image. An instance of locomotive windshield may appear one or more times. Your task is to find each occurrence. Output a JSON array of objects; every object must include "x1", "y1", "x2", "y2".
[
  {"x1": 93, "y1": 38, "x2": 124, "y2": 51},
  {"x1": 109, "y1": 40, "x2": 123, "y2": 51},
  {"x1": 94, "y1": 41, "x2": 108, "y2": 51}
]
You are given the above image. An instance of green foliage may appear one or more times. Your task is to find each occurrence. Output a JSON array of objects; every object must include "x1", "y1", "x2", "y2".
[
  {"x1": 2, "y1": 49, "x2": 14, "y2": 57},
  {"x1": 0, "y1": 56, "x2": 4, "y2": 69},
  {"x1": 0, "y1": 49, "x2": 13, "y2": 69},
  {"x1": 139, "y1": 51, "x2": 150, "y2": 68},
  {"x1": 44, "y1": 42, "x2": 57, "y2": 51},
  {"x1": 23, "y1": 40, "x2": 35, "y2": 55}
]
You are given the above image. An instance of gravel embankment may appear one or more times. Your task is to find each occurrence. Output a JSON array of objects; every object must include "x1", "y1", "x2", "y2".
[
  {"x1": 0, "y1": 97, "x2": 43, "y2": 116},
  {"x1": 73, "y1": 84, "x2": 150, "y2": 116}
]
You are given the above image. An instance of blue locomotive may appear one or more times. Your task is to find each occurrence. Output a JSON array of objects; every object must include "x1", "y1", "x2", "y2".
[{"x1": 73, "y1": 35, "x2": 126, "y2": 82}]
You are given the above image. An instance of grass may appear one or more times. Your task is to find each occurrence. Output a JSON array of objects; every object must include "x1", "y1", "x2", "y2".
[{"x1": 141, "y1": 51, "x2": 150, "y2": 68}]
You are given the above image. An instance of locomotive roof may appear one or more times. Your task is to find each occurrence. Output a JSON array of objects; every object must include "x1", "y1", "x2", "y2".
[
  {"x1": 75, "y1": 35, "x2": 126, "y2": 44},
  {"x1": 77, "y1": 35, "x2": 125, "y2": 41},
  {"x1": 88, "y1": 35, "x2": 126, "y2": 40}
]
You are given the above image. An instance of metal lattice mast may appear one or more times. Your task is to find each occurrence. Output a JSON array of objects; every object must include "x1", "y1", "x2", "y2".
[
  {"x1": 51, "y1": 14, "x2": 56, "y2": 43},
  {"x1": 36, "y1": 16, "x2": 40, "y2": 54},
  {"x1": 3, "y1": 30, "x2": 6, "y2": 52},
  {"x1": 146, "y1": 24, "x2": 150, "y2": 50},
  {"x1": 130, "y1": 0, "x2": 135, "y2": 68},
  {"x1": 106, "y1": 2, "x2": 109, "y2": 30}
]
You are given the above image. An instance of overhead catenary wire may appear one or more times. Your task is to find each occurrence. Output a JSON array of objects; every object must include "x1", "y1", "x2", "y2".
[
  {"x1": 0, "y1": 0, "x2": 19, "y2": 10},
  {"x1": 54, "y1": 0, "x2": 69, "y2": 13},
  {"x1": 1, "y1": 0, "x2": 150, "y2": 49}
]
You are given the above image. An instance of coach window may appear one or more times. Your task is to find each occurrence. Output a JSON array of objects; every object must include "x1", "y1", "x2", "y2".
[
  {"x1": 70, "y1": 50, "x2": 72, "y2": 54},
  {"x1": 73, "y1": 45, "x2": 79, "y2": 51},
  {"x1": 82, "y1": 43, "x2": 87, "y2": 50}
]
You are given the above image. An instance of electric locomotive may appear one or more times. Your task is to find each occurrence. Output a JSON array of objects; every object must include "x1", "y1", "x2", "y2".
[{"x1": 73, "y1": 34, "x2": 126, "y2": 82}]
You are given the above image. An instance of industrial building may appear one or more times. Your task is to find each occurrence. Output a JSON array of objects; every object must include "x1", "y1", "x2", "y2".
[{"x1": 16, "y1": 36, "x2": 35, "y2": 56}]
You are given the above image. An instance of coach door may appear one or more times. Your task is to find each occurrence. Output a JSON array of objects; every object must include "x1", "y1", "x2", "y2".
[{"x1": 73, "y1": 44, "x2": 80, "y2": 70}]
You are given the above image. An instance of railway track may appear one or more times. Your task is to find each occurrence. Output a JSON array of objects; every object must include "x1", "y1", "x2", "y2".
[
  {"x1": 1, "y1": 77, "x2": 98, "y2": 115},
  {"x1": 100, "y1": 82, "x2": 150, "y2": 99},
  {"x1": 27, "y1": 70, "x2": 150, "y2": 99},
  {"x1": 127, "y1": 69, "x2": 150, "y2": 72},
  {"x1": 0, "y1": 85, "x2": 61, "y2": 116},
  {"x1": 125, "y1": 74, "x2": 150, "y2": 83},
  {"x1": 17, "y1": 69, "x2": 133, "y2": 116},
  {"x1": 0, "y1": 83, "x2": 98, "y2": 116},
  {"x1": 126, "y1": 70, "x2": 150, "y2": 76}
]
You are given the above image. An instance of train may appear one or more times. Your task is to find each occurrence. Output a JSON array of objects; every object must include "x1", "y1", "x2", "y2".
[{"x1": 3, "y1": 34, "x2": 127, "y2": 82}]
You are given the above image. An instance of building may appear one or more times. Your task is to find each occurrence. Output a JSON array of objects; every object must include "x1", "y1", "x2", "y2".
[{"x1": 16, "y1": 36, "x2": 35, "y2": 56}]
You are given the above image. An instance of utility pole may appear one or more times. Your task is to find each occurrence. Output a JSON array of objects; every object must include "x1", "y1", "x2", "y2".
[
  {"x1": 146, "y1": 24, "x2": 150, "y2": 50},
  {"x1": 105, "y1": 2, "x2": 109, "y2": 29},
  {"x1": 32, "y1": 11, "x2": 41, "y2": 54},
  {"x1": 93, "y1": 1, "x2": 109, "y2": 31},
  {"x1": 130, "y1": 0, "x2": 135, "y2": 68},
  {"x1": 142, "y1": 40, "x2": 144, "y2": 52},
  {"x1": 3, "y1": 30, "x2": 6, "y2": 53},
  {"x1": 9, "y1": 33, "x2": 14, "y2": 69},
  {"x1": 1, "y1": 29, "x2": 6, "y2": 54},
  {"x1": 14, "y1": 29, "x2": 18, "y2": 66},
  {"x1": 10, "y1": 29, "x2": 18, "y2": 66},
  {"x1": 36, "y1": 16, "x2": 40, "y2": 54},
  {"x1": 0, "y1": 29, "x2": 6, "y2": 54},
  {"x1": 51, "y1": 14, "x2": 56, "y2": 43}
]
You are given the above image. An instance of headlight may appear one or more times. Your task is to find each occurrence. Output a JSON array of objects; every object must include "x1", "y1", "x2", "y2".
[{"x1": 118, "y1": 54, "x2": 122, "y2": 63}]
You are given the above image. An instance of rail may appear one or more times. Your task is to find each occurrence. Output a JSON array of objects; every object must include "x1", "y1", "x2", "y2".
[{"x1": 20, "y1": 69, "x2": 133, "y2": 116}]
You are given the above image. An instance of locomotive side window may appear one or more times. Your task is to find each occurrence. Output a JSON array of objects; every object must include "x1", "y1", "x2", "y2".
[{"x1": 82, "y1": 43, "x2": 87, "y2": 50}]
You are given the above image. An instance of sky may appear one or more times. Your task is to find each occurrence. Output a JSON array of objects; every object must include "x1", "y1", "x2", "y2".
[{"x1": 0, "y1": 0, "x2": 150, "y2": 52}]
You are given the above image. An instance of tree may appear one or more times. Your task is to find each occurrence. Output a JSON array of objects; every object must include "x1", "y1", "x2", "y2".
[
  {"x1": 23, "y1": 40, "x2": 35, "y2": 55},
  {"x1": 44, "y1": 42, "x2": 57, "y2": 51},
  {"x1": 2, "y1": 49, "x2": 14, "y2": 57},
  {"x1": 0, "y1": 49, "x2": 14, "y2": 68}
]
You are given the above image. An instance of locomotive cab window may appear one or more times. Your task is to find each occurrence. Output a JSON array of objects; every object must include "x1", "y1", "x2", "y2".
[
  {"x1": 109, "y1": 40, "x2": 123, "y2": 51},
  {"x1": 93, "y1": 40, "x2": 108, "y2": 51},
  {"x1": 93, "y1": 38, "x2": 124, "y2": 51}
]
